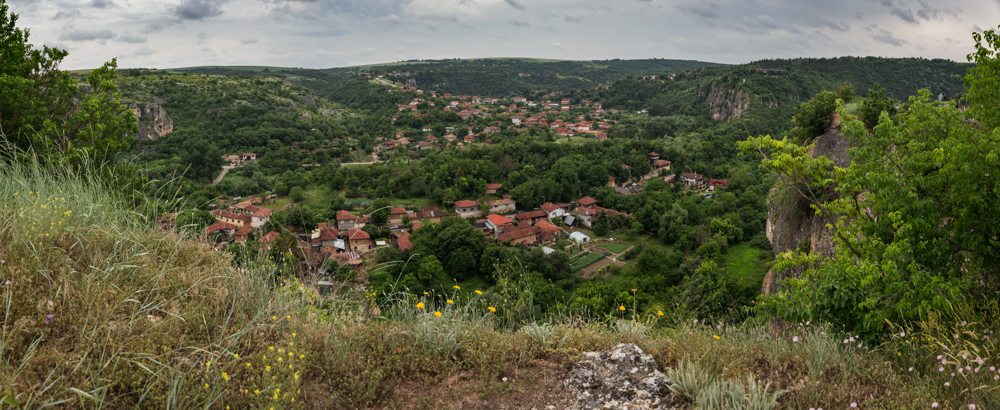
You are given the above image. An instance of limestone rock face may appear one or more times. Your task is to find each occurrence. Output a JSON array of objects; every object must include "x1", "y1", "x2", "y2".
[
  {"x1": 705, "y1": 85, "x2": 751, "y2": 122},
  {"x1": 126, "y1": 102, "x2": 173, "y2": 140},
  {"x1": 762, "y1": 116, "x2": 852, "y2": 294},
  {"x1": 563, "y1": 343, "x2": 678, "y2": 409}
]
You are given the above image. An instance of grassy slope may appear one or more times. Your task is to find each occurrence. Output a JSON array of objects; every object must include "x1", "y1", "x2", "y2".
[{"x1": 1, "y1": 161, "x2": 989, "y2": 409}]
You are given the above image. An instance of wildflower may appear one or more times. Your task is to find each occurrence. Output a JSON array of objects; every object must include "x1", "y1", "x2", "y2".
[
  {"x1": 300, "y1": 354, "x2": 305, "y2": 359},
  {"x1": 269, "y1": 346, "x2": 274, "y2": 350},
  {"x1": 850, "y1": 404, "x2": 857, "y2": 408},
  {"x1": 416, "y1": 302, "x2": 425, "y2": 309},
  {"x1": 939, "y1": 367, "x2": 944, "y2": 372},
  {"x1": 792, "y1": 336, "x2": 799, "y2": 342},
  {"x1": 222, "y1": 372, "x2": 229, "y2": 381},
  {"x1": 255, "y1": 389, "x2": 260, "y2": 394},
  {"x1": 908, "y1": 367, "x2": 913, "y2": 372},
  {"x1": 234, "y1": 354, "x2": 239, "y2": 359},
  {"x1": 992, "y1": 366, "x2": 996, "y2": 371},
  {"x1": 955, "y1": 334, "x2": 960, "y2": 339},
  {"x1": 657, "y1": 311, "x2": 664, "y2": 316},
  {"x1": 693, "y1": 319, "x2": 698, "y2": 323},
  {"x1": 47, "y1": 300, "x2": 53, "y2": 307},
  {"x1": 246, "y1": 363, "x2": 251, "y2": 367},
  {"x1": 206, "y1": 361, "x2": 211, "y2": 366},
  {"x1": 475, "y1": 290, "x2": 482, "y2": 295},
  {"x1": 945, "y1": 382, "x2": 951, "y2": 386},
  {"x1": 805, "y1": 320, "x2": 810, "y2": 325},
  {"x1": 938, "y1": 355, "x2": 943, "y2": 360},
  {"x1": 901, "y1": 332, "x2": 905, "y2": 337},
  {"x1": 631, "y1": 289, "x2": 637, "y2": 292},
  {"x1": 963, "y1": 354, "x2": 968, "y2": 360},
  {"x1": 447, "y1": 299, "x2": 454, "y2": 304},
  {"x1": 713, "y1": 335, "x2": 720, "y2": 340},
  {"x1": 44, "y1": 314, "x2": 54, "y2": 324},
  {"x1": 932, "y1": 403, "x2": 939, "y2": 408},
  {"x1": 619, "y1": 305, "x2": 626, "y2": 311},
  {"x1": 970, "y1": 405, "x2": 976, "y2": 409},
  {"x1": 434, "y1": 311, "x2": 442, "y2": 317},
  {"x1": 453, "y1": 285, "x2": 460, "y2": 289},
  {"x1": 205, "y1": 384, "x2": 209, "y2": 388},
  {"x1": 266, "y1": 366, "x2": 271, "y2": 371},
  {"x1": 488, "y1": 306, "x2": 496, "y2": 312}
]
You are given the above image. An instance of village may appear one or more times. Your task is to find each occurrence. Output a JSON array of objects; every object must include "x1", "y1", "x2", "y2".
[{"x1": 203, "y1": 150, "x2": 727, "y2": 278}]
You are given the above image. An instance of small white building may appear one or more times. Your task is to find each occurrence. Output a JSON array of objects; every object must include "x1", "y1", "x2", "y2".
[{"x1": 569, "y1": 231, "x2": 590, "y2": 244}]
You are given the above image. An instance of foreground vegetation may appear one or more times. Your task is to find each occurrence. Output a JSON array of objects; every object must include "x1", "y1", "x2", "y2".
[{"x1": 1, "y1": 159, "x2": 999, "y2": 408}]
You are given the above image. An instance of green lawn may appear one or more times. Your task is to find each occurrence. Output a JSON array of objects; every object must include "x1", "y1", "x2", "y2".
[
  {"x1": 722, "y1": 244, "x2": 772, "y2": 285},
  {"x1": 570, "y1": 252, "x2": 605, "y2": 273},
  {"x1": 260, "y1": 197, "x2": 293, "y2": 210},
  {"x1": 600, "y1": 243, "x2": 630, "y2": 253}
]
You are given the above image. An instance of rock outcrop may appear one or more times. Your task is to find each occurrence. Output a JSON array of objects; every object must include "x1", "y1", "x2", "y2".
[
  {"x1": 704, "y1": 84, "x2": 779, "y2": 122},
  {"x1": 563, "y1": 343, "x2": 677, "y2": 409},
  {"x1": 762, "y1": 115, "x2": 852, "y2": 294},
  {"x1": 126, "y1": 102, "x2": 173, "y2": 140}
]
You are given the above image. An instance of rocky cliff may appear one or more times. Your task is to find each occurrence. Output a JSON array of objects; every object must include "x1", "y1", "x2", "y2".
[
  {"x1": 761, "y1": 114, "x2": 852, "y2": 294},
  {"x1": 126, "y1": 101, "x2": 173, "y2": 140},
  {"x1": 704, "y1": 84, "x2": 777, "y2": 122}
]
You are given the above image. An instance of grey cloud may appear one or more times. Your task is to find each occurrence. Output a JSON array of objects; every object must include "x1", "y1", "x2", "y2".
[
  {"x1": 130, "y1": 47, "x2": 156, "y2": 57},
  {"x1": 140, "y1": 23, "x2": 166, "y2": 35},
  {"x1": 197, "y1": 32, "x2": 209, "y2": 44},
  {"x1": 973, "y1": 24, "x2": 984, "y2": 33},
  {"x1": 880, "y1": 0, "x2": 892, "y2": 7},
  {"x1": 677, "y1": 3, "x2": 720, "y2": 19},
  {"x1": 890, "y1": 7, "x2": 916, "y2": 23},
  {"x1": 240, "y1": 38, "x2": 258, "y2": 44},
  {"x1": 503, "y1": 0, "x2": 526, "y2": 10},
  {"x1": 53, "y1": 10, "x2": 82, "y2": 19},
  {"x1": 61, "y1": 27, "x2": 116, "y2": 42},
  {"x1": 378, "y1": 14, "x2": 403, "y2": 24},
  {"x1": 88, "y1": 0, "x2": 115, "y2": 8},
  {"x1": 872, "y1": 29, "x2": 908, "y2": 46},
  {"x1": 173, "y1": 0, "x2": 225, "y2": 21},
  {"x1": 816, "y1": 19, "x2": 849, "y2": 32},
  {"x1": 509, "y1": 19, "x2": 529, "y2": 27},
  {"x1": 118, "y1": 32, "x2": 147, "y2": 43},
  {"x1": 564, "y1": 15, "x2": 585, "y2": 23},
  {"x1": 758, "y1": 15, "x2": 778, "y2": 29}
]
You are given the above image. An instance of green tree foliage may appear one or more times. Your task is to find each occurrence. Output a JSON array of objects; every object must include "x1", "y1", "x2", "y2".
[
  {"x1": 0, "y1": 0, "x2": 135, "y2": 164},
  {"x1": 744, "y1": 33, "x2": 1000, "y2": 335},
  {"x1": 789, "y1": 91, "x2": 836, "y2": 144},
  {"x1": 858, "y1": 84, "x2": 897, "y2": 129},
  {"x1": 180, "y1": 139, "x2": 224, "y2": 182},
  {"x1": 410, "y1": 217, "x2": 486, "y2": 280}
]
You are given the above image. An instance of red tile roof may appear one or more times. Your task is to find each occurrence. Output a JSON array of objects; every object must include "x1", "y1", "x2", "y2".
[
  {"x1": 396, "y1": 231, "x2": 413, "y2": 251},
  {"x1": 576, "y1": 196, "x2": 598, "y2": 206},
  {"x1": 515, "y1": 210, "x2": 547, "y2": 221},
  {"x1": 648, "y1": 152, "x2": 659, "y2": 156},
  {"x1": 454, "y1": 200, "x2": 479, "y2": 208},
  {"x1": 260, "y1": 231, "x2": 281, "y2": 243},
  {"x1": 234, "y1": 225, "x2": 254, "y2": 236},
  {"x1": 496, "y1": 225, "x2": 540, "y2": 242},
  {"x1": 336, "y1": 210, "x2": 357, "y2": 221},
  {"x1": 486, "y1": 183, "x2": 502, "y2": 189},
  {"x1": 535, "y1": 219, "x2": 561, "y2": 233},
  {"x1": 347, "y1": 227, "x2": 370, "y2": 240},
  {"x1": 540, "y1": 202, "x2": 560, "y2": 213},
  {"x1": 486, "y1": 214, "x2": 513, "y2": 226},
  {"x1": 206, "y1": 222, "x2": 239, "y2": 234}
]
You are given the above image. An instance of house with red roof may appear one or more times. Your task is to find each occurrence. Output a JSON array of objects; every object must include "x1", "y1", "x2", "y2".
[
  {"x1": 486, "y1": 183, "x2": 502, "y2": 195},
  {"x1": 540, "y1": 202, "x2": 566, "y2": 220},
  {"x1": 234, "y1": 225, "x2": 255, "y2": 243},
  {"x1": 453, "y1": 200, "x2": 482, "y2": 218},
  {"x1": 388, "y1": 207, "x2": 409, "y2": 226},
  {"x1": 514, "y1": 210, "x2": 547, "y2": 223},
  {"x1": 576, "y1": 196, "x2": 598, "y2": 208},
  {"x1": 390, "y1": 231, "x2": 413, "y2": 251},
  {"x1": 534, "y1": 219, "x2": 562, "y2": 244},
  {"x1": 336, "y1": 210, "x2": 358, "y2": 231},
  {"x1": 681, "y1": 173, "x2": 706, "y2": 190},
  {"x1": 496, "y1": 225, "x2": 540, "y2": 246},
  {"x1": 485, "y1": 214, "x2": 514, "y2": 237},
  {"x1": 347, "y1": 228, "x2": 372, "y2": 252}
]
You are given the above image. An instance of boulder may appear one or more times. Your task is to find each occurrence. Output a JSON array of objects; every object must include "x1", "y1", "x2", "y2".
[{"x1": 563, "y1": 343, "x2": 678, "y2": 409}]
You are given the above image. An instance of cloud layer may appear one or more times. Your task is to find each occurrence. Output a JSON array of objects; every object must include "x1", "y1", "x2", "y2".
[{"x1": 7, "y1": 0, "x2": 1000, "y2": 70}]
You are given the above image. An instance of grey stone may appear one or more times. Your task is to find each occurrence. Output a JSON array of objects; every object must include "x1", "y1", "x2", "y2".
[{"x1": 564, "y1": 343, "x2": 680, "y2": 409}]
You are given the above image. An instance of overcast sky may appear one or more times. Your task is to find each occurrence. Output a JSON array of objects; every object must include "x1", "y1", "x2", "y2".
[{"x1": 7, "y1": 0, "x2": 1000, "y2": 70}]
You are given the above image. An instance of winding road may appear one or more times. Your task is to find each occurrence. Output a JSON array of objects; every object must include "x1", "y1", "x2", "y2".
[{"x1": 211, "y1": 165, "x2": 233, "y2": 186}]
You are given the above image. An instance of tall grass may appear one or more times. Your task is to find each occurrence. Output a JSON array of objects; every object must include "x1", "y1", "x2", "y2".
[{"x1": 0, "y1": 158, "x2": 290, "y2": 407}]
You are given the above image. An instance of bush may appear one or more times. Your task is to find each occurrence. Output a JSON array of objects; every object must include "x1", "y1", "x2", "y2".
[{"x1": 790, "y1": 90, "x2": 837, "y2": 143}]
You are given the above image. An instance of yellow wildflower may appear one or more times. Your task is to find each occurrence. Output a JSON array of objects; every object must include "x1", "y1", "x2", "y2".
[
  {"x1": 222, "y1": 372, "x2": 229, "y2": 381},
  {"x1": 434, "y1": 311, "x2": 442, "y2": 317},
  {"x1": 206, "y1": 361, "x2": 211, "y2": 366},
  {"x1": 266, "y1": 366, "x2": 271, "y2": 371},
  {"x1": 619, "y1": 305, "x2": 626, "y2": 311},
  {"x1": 447, "y1": 299, "x2": 454, "y2": 304},
  {"x1": 488, "y1": 306, "x2": 496, "y2": 312},
  {"x1": 657, "y1": 311, "x2": 664, "y2": 316},
  {"x1": 416, "y1": 302, "x2": 425, "y2": 309},
  {"x1": 631, "y1": 289, "x2": 637, "y2": 292},
  {"x1": 453, "y1": 285, "x2": 460, "y2": 289},
  {"x1": 475, "y1": 290, "x2": 483, "y2": 295},
  {"x1": 713, "y1": 335, "x2": 721, "y2": 340}
]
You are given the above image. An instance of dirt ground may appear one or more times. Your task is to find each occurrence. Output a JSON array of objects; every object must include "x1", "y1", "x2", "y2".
[{"x1": 391, "y1": 353, "x2": 579, "y2": 410}]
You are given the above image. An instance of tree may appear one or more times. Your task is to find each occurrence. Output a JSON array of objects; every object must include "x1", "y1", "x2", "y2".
[
  {"x1": 858, "y1": 84, "x2": 897, "y2": 129},
  {"x1": 289, "y1": 186, "x2": 306, "y2": 202},
  {"x1": 1, "y1": 1, "x2": 136, "y2": 165},
  {"x1": 411, "y1": 216, "x2": 486, "y2": 280},
  {"x1": 181, "y1": 139, "x2": 224, "y2": 181},
  {"x1": 743, "y1": 49, "x2": 1000, "y2": 336},
  {"x1": 657, "y1": 203, "x2": 688, "y2": 244}
]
